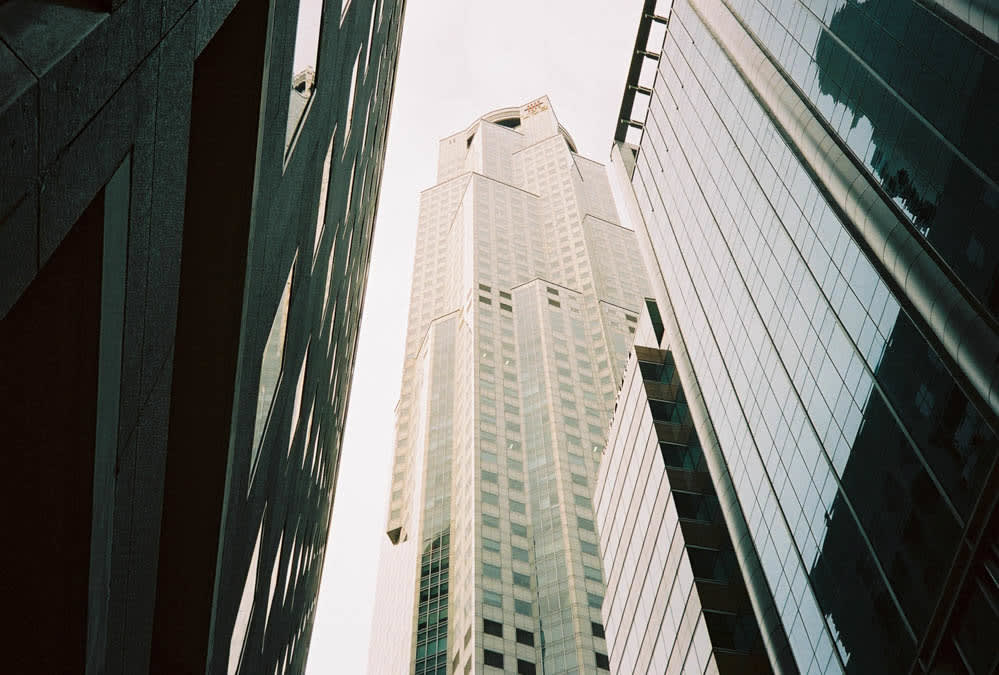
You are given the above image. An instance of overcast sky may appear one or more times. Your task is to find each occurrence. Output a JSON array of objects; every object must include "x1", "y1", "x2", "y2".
[{"x1": 304, "y1": 2, "x2": 645, "y2": 672}]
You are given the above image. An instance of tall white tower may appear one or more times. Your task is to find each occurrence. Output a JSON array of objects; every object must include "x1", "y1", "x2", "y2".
[{"x1": 368, "y1": 97, "x2": 648, "y2": 675}]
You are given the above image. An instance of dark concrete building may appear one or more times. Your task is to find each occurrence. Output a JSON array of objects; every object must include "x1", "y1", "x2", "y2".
[
  {"x1": 0, "y1": 0, "x2": 404, "y2": 673},
  {"x1": 607, "y1": 0, "x2": 999, "y2": 673},
  {"x1": 596, "y1": 301, "x2": 773, "y2": 675}
]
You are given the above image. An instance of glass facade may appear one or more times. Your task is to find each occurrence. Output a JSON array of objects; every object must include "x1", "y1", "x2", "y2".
[{"x1": 613, "y1": 0, "x2": 999, "y2": 673}]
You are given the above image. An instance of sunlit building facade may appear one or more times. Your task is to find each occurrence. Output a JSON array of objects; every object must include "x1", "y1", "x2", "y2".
[
  {"x1": 368, "y1": 97, "x2": 649, "y2": 674},
  {"x1": 609, "y1": 0, "x2": 999, "y2": 673},
  {"x1": 0, "y1": 0, "x2": 404, "y2": 673}
]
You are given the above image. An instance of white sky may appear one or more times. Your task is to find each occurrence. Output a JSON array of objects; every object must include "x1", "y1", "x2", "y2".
[{"x1": 305, "y1": 2, "x2": 645, "y2": 673}]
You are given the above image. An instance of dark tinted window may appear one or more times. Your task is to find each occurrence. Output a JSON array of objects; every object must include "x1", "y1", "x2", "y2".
[
  {"x1": 483, "y1": 649, "x2": 503, "y2": 668},
  {"x1": 517, "y1": 659, "x2": 537, "y2": 675}
]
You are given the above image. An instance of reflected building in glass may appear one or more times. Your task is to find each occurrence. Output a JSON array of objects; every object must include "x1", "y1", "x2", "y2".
[
  {"x1": 367, "y1": 98, "x2": 649, "y2": 674},
  {"x1": 608, "y1": 0, "x2": 999, "y2": 673}
]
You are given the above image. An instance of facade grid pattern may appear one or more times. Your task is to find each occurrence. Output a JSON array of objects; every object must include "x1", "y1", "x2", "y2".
[
  {"x1": 612, "y1": 0, "x2": 999, "y2": 673},
  {"x1": 369, "y1": 98, "x2": 649, "y2": 674}
]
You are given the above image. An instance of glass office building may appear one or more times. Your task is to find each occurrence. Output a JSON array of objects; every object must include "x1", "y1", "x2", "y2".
[
  {"x1": 368, "y1": 98, "x2": 649, "y2": 674},
  {"x1": 610, "y1": 0, "x2": 999, "y2": 672}
]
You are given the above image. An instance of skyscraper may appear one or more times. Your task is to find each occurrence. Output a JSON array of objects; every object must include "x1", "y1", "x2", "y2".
[
  {"x1": 368, "y1": 97, "x2": 649, "y2": 674},
  {"x1": 608, "y1": 0, "x2": 998, "y2": 673},
  {"x1": 0, "y1": 0, "x2": 404, "y2": 672}
]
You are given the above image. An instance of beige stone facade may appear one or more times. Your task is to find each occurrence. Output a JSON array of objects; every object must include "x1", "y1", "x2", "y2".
[{"x1": 368, "y1": 98, "x2": 648, "y2": 674}]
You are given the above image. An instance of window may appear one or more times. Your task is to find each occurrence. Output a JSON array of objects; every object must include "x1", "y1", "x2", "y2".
[
  {"x1": 591, "y1": 621, "x2": 605, "y2": 638},
  {"x1": 482, "y1": 470, "x2": 498, "y2": 483},
  {"x1": 483, "y1": 513, "x2": 499, "y2": 529},
  {"x1": 516, "y1": 628, "x2": 535, "y2": 646},
  {"x1": 483, "y1": 563, "x2": 501, "y2": 579},
  {"x1": 574, "y1": 494, "x2": 592, "y2": 508},
  {"x1": 479, "y1": 283, "x2": 491, "y2": 292},
  {"x1": 517, "y1": 659, "x2": 537, "y2": 675},
  {"x1": 581, "y1": 540, "x2": 599, "y2": 556},
  {"x1": 484, "y1": 649, "x2": 504, "y2": 668},
  {"x1": 688, "y1": 547, "x2": 734, "y2": 583},
  {"x1": 511, "y1": 522, "x2": 527, "y2": 538},
  {"x1": 571, "y1": 473, "x2": 587, "y2": 486},
  {"x1": 514, "y1": 599, "x2": 532, "y2": 616},
  {"x1": 484, "y1": 619, "x2": 502, "y2": 637},
  {"x1": 479, "y1": 296, "x2": 492, "y2": 305},
  {"x1": 547, "y1": 287, "x2": 559, "y2": 295},
  {"x1": 578, "y1": 517, "x2": 595, "y2": 532},
  {"x1": 288, "y1": 341, "x2": 308, "y2": 456},
  {"x1": 483, "y1": 590, "x2": 503, "y2": 608},
  {"x1": 341, "y1": 48, "x2": 361, "y2": 145},
  {"x1": 584, "y1": 565, "x2": 602, "y2": 582},
  {"x1": 483, "y1": 537, "x2": 501, "y2": 553},
  {"x1": 587, "y1": 593, "x2": 603, "y2": 609},
  {"x1": 595, "y1": 652, "x2": 610, "y2": 670},
  {"x1": 510, "y1": 499, "x2": 526, "y2": 514},
  {"x1": 548, "y1": 299, "x2": 561, "y2": 308},
  {"x1": 513, "y1": 572, "x2": 530, "y2": 588},
  {"x1": 673, "y1": 491, "x2": 720, "y2": 523},
  {"x1": 482, "y1": 492, "x2": 499, "y2": 506},
  {"x1": 649, "y1": 399, "x2": 688, "y2": 424},
  {"x1": 227, "y1": 522, "x2": 262, "y2": 673},
  {"x1": 499, "y1": 291, "x2": 511, "y2": 299},
  {"x1": 661, "y1": 441, "x2": 705, "y2": 471},
  {"x1": 512, "y1": 546, "x2": 529, "y2": 563},
  {"x1": 312, "y1": 132, "x2": 336, "y2": 263},
  {"x1": 509, "y1": 478, "x2": 524, "y2": 491},
  {"x1": 252, "y1": 262, "x2": 294, "y2": 468},
  {"x1": 339, "y1": 0, "x2": 352, "y2": 23},
  {"x1": 500, "y1": 303, "x2": 512, "y2": 312},
  {"x1": 639, "y1": 358, "x2": 674, "y2": 384}
]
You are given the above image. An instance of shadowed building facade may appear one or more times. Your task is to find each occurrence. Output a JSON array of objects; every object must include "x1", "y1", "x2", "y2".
[
  {"x1": 0, "y1": 0, "x2": 404, "y2": 672},
  {"x1": 596, "y1": 301, "x2": 774, "y2": 675},
  {"x1": 607, "y1": 0, "x2": 999, "y2": 673},
  {"x1": 367, "y1": 98, "x2": 649, "y2": 675}
]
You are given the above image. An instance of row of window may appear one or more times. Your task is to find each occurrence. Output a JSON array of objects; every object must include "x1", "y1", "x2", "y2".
[
  {"x1": 482, "y1": 648, "x2": 608, "y2": 672},
  {"x1": 482, "y1": 618, "x2": 535, "y2": 646},
  {"x1": 483, "y1": 649, "x2": 536, "y2": 674},
  {"x1": 482, "y1": 590, "x2": 532, "y2": 615}
]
